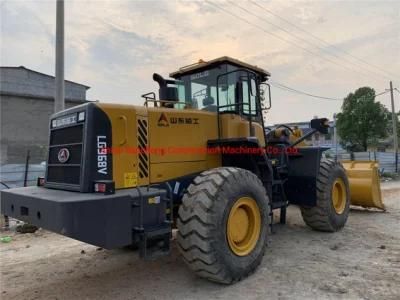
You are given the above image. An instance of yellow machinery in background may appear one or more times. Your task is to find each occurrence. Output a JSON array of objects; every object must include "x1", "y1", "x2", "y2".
[
  {"x1": 290, "y1": 126, "x2": 307, "y2": 147},
  {"x1": 341, "y1": 161, "x2": 385, "y2": 210}
]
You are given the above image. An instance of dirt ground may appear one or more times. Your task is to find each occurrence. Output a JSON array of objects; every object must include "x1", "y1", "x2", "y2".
[{"x1": 1, "y1": 182, "x2": 399, "y2": 300}]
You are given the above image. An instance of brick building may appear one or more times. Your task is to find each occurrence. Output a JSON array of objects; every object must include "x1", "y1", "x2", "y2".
[{"x1": 0, "y1": 66, "x2": 90, "y2": 164}]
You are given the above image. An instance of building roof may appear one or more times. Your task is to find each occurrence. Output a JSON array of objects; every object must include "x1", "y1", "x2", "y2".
[
  {"x1": 0, "y1": 90, "x2": 90, "y2": 104},
  {"x1": 272, "y1": 120, "x2": 334, "y2": 127},
  {"x1": 169, "y1": 56, "x2": 271, "y2": 80},
  {"x1": 0, "y1": 66, "x2": 90, "y2": 89},
  {"x1": 274, "y1": 121, "x2": 310, "y2": 127}
]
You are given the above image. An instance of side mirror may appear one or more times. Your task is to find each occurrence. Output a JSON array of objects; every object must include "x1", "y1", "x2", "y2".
[{"x1": 259, "y1": 83, "x2": 271, "y2": 110}]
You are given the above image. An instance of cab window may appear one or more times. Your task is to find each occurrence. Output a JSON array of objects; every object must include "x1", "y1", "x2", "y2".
[
  {"x1": 178, "y1": 66, "x2": 230, "y2": 111},
  {"x1": 176, "y1": 64, "x2": 259, "y2": 116}
]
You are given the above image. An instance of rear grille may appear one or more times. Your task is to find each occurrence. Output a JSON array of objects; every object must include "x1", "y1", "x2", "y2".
[
  {"x1": 137, "y1": 118, "x2": 149, "y2": 179},
  {"x1": 47, "y1": 166, "x2": 81, "y2": 185},
  {"x1": 49, "y1": 144, "x2": 82, "y2": 165},
  {"x1": 50, "y1": 125, "x2": 83, "y2": 144},
  {"x1": 46, "y1": 124, "x2": 84, "y2": 186}
]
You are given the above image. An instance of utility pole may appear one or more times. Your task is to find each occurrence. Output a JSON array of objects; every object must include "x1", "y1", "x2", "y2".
[
  {"x1": 333, "y1": 113, "x2": 338, "y2": 161},
  {"x1": 389, "y1": 81, "x2": 398, "y2": 172},
  {"x1": 54, "y1": 0, "x2": 65, "y2": 112}
]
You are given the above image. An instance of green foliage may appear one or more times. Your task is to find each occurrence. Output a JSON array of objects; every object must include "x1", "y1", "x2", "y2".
[
  {"x1": 381, "y1": 172, "x2": 400, "y2": 180},
  {"x1": 396, "y1": 111, "x2": 400, "y2": 141},
  {"x1": 336, "y1": 87, "x2": 390, "y2": 151}
]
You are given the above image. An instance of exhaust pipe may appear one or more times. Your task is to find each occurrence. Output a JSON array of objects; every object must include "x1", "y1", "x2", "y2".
[
  {"x1": 152, "y1": 73, "x2": 178, "y2": 102},
  {"x1": 153, "y1": 73, "x2": 167, "y2": 88}
]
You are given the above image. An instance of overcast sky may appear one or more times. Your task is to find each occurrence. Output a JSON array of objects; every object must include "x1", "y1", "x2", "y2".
[{"x1": 1, "y1": 0, "x2": 399, "y2": 124}]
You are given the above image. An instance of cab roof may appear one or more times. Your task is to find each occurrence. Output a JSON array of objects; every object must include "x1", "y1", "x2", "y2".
[{"x1": 169, "y1": 56, "x2": 271, "y2": 81}]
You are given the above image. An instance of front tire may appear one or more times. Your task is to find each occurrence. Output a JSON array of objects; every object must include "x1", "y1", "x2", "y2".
[
  {"x1": 177, "y1": 167, "x2": 270, "y2": 284},
  {"x1": 300, "y1": 159, "x2": 350, "y2": 232}
]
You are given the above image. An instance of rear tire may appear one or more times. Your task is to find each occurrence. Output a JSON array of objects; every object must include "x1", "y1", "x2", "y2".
[
  {"x1": 177, "y1": 167, "x2": 269, "y2": 284},
  {"x1": 300, "y1": 159, "x2": 350, "y2": 232}
]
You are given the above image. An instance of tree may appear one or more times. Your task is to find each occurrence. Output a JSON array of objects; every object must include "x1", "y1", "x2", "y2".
[{"x1": 336, "y1": 87, "x2": 390, "y2": 151}]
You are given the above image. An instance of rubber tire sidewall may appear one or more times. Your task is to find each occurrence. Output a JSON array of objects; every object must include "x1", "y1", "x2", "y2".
[
  {"x1": 212, "y1": 169, "x2": 269, "y2": 280},
  {"x1": 324, "y1": 163, "x2": 350, "y2": 229},
  {"x1": 301, "y1": 159, "x2": 351, "y2": 232}
]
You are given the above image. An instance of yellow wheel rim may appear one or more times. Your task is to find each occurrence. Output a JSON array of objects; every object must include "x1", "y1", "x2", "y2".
[
  {"x1": 227, "y1": 196, "x2": 261, "y2": 256},
  {"x1": 332, "y1": 178, "x2": 346, "y2": 214}
]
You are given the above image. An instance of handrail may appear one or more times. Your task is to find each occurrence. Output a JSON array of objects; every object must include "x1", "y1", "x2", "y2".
[
  {"x1": 143, "y1": 98, "x2": 187, "y2": 108},
  {"x1": 141, "y1": 92, "x2": 156, "y2": 100},
  {"x1": 141, "y1": 92, "x2": 157, "y2": 107},
  {"x1": 218, "y1": 102, "x2": 252, "y2": 109}
]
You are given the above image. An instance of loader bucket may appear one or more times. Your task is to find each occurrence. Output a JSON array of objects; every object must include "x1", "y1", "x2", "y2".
[{"x1": 341, "y1": 160, "x2": 384, "y2": 210}]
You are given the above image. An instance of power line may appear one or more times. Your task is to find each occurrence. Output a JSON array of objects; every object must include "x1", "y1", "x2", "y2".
[
  {"x1": 338, "y1": 90, "x2": 389, "y2": 105},
  {"x1": 375, "y1": 90, "x2": 391, "y2": 97},
  {"x1": 270, "y1": 82, "x2": 343, "y2": 101},
  {"x1": 204, "y1": 1, "x2": 386, "y2": 84},
  {"x1": 250, "y1": 0, "x2": 399, "y2": 80},
  {"x1": 229, "y1": 1, "x2": 389, "y2": 82},
  {"x1": 271, "y1": 82, "x2": 389, "y2": 102},
  {"x1": 203, "y1": 1, "x2": 393, "y2": 105}
]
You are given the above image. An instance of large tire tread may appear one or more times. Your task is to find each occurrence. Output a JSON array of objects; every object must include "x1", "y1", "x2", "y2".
[
  {"x1": 177, "y1": 167, "x2": 269, "y2": 284},
  {"x1": 300, "y1": 159, "x2": 350, "y2": 232}
]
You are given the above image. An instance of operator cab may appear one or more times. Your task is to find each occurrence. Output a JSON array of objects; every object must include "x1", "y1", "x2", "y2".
[{"x1": 146, "y1": 56, "x2": 271, "y2": 118}]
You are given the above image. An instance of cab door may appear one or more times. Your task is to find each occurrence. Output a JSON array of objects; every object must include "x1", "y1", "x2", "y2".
[{"x1": 218, "y1": 71, "x2": 266, "y2": 146}]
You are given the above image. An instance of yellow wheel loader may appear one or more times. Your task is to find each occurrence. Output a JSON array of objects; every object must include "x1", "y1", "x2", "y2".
[{"x1": 0, "y1": 57, "x2": 381, "y2": 284}]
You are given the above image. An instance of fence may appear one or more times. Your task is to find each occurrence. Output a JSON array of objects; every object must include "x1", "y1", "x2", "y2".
[
  {"x1": 0, "y1": 149, "x2": 47, "y2": 190},
  {"x1": 0, "y1": 150, "x2": 398, "y2": 190},
  {"x1": 0, "y1": 163, "x2": 46, "y2": 190},
  {"x1": 335, "y1": 151, "x2": 400, "y2": 174}
]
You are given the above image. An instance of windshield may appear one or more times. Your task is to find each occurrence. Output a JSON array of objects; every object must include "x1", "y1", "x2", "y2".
[
  {"x1": 177, "y1": 66, "x2": 225, "y2": 111},
  {"x1": 176, "y1": 64, "x2": 254, "y2": 112},
  {"x1": 176, "y1": 64, "x2": 258, "y2": 115}
]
